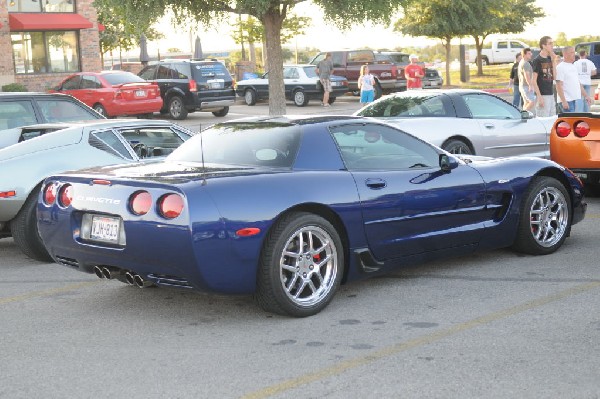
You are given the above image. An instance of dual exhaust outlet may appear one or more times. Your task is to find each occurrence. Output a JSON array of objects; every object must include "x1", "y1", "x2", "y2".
[{"x1": 93, "y1": 266, "x2": 154, "y2": 288}]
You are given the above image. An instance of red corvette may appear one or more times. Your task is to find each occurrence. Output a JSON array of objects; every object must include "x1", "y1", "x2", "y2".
[{"x1": 51, "y1": 71, "x2": 163, "y2": 118}]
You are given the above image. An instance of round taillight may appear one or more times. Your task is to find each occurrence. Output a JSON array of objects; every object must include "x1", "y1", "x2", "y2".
[
  {"x1": 555, "y1": 121, "x2": 571, "y2": 137},
  {"x1": 158, "y1": 193, "x2": 184, "y2": 219},
  {"x1": 574, "y1": 121, "x2": 590, "y2": 138},
  {"x1": 43, "y1": 183, "x2": 57, "y2": 205},
  {"x1": 129, "y1": 191, "x2": 152, "y2": 216},
  {"x1": 58, "y1": 184, "x2": 73, "y2": 207}
]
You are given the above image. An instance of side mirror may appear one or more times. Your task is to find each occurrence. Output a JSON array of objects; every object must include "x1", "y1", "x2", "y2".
[
  {"x1": 439, "y1": 154, "x2": 458, "y2": 172},
  {"x1": 521, "y1": 110, "x2": 534, "y2": 120}
]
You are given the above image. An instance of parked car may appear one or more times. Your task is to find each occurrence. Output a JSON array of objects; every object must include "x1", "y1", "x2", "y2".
[
  {"x1": 0, "y1": 119, "x2": 195, "y2": 261},
  {"x1": 550, "y1": 113, "x2": 600, "y2": 185},
  {"x1": 0, "y1": 92, "x2": 103, "y2": 149},
  {"x1": 50, "y1": 71, "x2": 163, "y2": 118},
  {"x1": 468, "y1": 39, "x2": 529, "y2": 65},
  {"x1": 376, "y1": 51, "x2": 443, "y2": 89},
  {"x1": 235, "y1": 65, "x2": 348, "y2": 106},
  {"x1": 37, "y1": 116, "x2": 585, "y2": 317},
  {"x1": 138, "y1": 59, "x2": 235, "y2": 120},
  {"x1": 354, "y1": 89, "x2": 555, "y2": 157}
]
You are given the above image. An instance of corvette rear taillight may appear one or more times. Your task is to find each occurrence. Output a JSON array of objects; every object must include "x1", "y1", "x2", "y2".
[
  {"x1": 555, "y1": 121, "x2": 571, "y2": 137},
  {"x1": 574, "y1": 121, "x2": 590, "y2": 137},
  {"x1": 189, "y1": 79, "x2": 197, "y2": 92},
  {"x1": 158, "y1": 193, "x2": 184, "y2": 219},
  {"x1": 43, "y1": 182, "x2": 57, "y2": 205},
  {"x1": 129, "y1": 191, "x2": 152, "y2": 216},
  {"x1": 58, "y1": 184, "x2": 73, "y2": 207}
]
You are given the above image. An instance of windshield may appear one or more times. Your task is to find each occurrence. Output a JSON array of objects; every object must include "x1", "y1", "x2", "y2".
[
  {"x1": 103, "y1": 72, "x2": 146, "y2": 85},
  {"x1": 168, "y1": 122, "x2": 302, "y2": 168}
]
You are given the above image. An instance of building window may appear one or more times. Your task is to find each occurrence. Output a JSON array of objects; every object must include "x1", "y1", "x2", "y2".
[
  {"x1": 8, "y1": 0, "x2": 75, "y2": 13},
  {"x1": 12, "y1": 31, "x2": 80, "y2": 74}
]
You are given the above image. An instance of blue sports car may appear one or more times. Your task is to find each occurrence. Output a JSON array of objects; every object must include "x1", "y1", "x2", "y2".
[{"x1": 37, "y1": 116, "x2": 587, "y2": 317}]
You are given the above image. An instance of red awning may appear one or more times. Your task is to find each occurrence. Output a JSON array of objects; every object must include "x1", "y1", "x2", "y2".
[{"x1": 9, "y1": 13, "x2": 93, "y2": 31}]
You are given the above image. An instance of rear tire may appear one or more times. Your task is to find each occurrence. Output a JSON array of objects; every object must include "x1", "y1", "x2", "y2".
[
  {"x1": 11, "y1": 187, "x2": 52, "y2": 262},
  {"x1": 212, "y1": 107, "x2": 229, "y2": 117},
  {"x1": 93, "y1": 104, "x2": 108, "y2": 118},
  {"x1": 293, "y1": 89, "x2": 309, "y2": 107},
  {"x1": 168, "y1": 96, "x2": 188, "y2": 120},
  {"x1": 442, "y1": 139, "x2": 473, "y2": 155},
  {"x1": 244, "y1": 89, "x2": 257, "y2": 106}
]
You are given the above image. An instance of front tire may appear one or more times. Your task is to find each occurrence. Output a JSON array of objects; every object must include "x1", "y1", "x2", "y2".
[
  {"x1": 11, "y1": 187, "x2": 52, "y2": 262},
  {"x1": 293, "y1": 89, "x2": 309, "y2": 107},
  {"x1": 513, "y1": 177, "x2": 571, "y2": 255},
  {"x1": 244, "y1": 89, "x2": 257, "y2": 106},
  {"x1": 256, "y1": 212, "x2": 344, "y2": 317},
  {"x1": 168, "y1": 96, "x2": 188, "y2": 120}
]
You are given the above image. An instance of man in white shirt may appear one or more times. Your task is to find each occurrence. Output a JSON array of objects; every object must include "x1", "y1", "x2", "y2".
[
  {"x1": 574, "y1": 50, "x2": 597, "y2": 112},
  {"x1": 556, "y1": 46, "x2": 591, "y2": 113}
]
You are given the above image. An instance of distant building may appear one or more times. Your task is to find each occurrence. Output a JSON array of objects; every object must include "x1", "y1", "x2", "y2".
[{"x1": 0, "y1": 0, "x2": 103, "y2": 91}]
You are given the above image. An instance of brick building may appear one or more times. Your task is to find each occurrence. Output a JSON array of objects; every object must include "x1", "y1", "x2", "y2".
[{"x1": 0, "y1": 0, "x2": 102, "y2": 92}]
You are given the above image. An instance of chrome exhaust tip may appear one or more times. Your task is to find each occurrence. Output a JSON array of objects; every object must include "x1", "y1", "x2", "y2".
[
  {"x1": 125, "y1": 271, "x2": 136, "y2": 285},
  {"x1": 93, "y1": 266, "x2": 105, "y2": 279},
  {"x1": 101, "y1": 267, "x2": 122, "y2": 280},
  {"x1": 133, "y1": 274, "x2": 154, "y2": 288}
]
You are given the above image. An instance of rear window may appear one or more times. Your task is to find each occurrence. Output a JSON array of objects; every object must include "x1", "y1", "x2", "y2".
[
  {"x1": 37, "y1": 99, "x2": 101, "y2": 122},
  {"x1": 168, "y1": 122, "x2": 301, "y2": 168},
  {"x1": 191, "y1": 62, "x2": 231, "y2": 82},
  {"x1": 0, "y1": 100, "x2": 37, "y2": 130},
  {"x1": 103, "y1": 72, "x2": 146, "y2": 85}
]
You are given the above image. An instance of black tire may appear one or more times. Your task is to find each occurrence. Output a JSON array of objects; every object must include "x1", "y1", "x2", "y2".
[
  {"x1": 212, "y1": 107, "x2": 229, "y2": 117},
  {"x1": 513, "y1": 177, "x2": 572, "y2": 255},
  {"x1": 168, "y1": 96, "x2": 188, "y2": 120},
  {"x1": 293, "y1": 89, "x2": 309, "y2": 107},
  {"x1": 328, "y1": 97, "x2": 336, "y2": 105},
  {"x1": 374, "y1": 82, "x2": 383, "y2": 100},
  {"x1": 10, "y1": 187, "x2": 52, "y2": 262},
  {"x1": 244, "y1": 89, "x2": 257, "y2": 106},
  {"x1": 93, "y1": 103, "x2": 108, "y2": 118},
  {"x1": 256, "y1": 212, "x2": 344, "y2": 317},
  {"x1": 442, "y1": 139, "x2": 473, "y2": 155}
]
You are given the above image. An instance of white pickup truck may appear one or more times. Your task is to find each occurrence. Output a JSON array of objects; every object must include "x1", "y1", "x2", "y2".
[{"x1": 468, "y1": 39, "x2": 529, "y2": 65}]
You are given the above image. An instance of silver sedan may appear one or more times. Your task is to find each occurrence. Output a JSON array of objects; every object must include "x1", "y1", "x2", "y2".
[{"x1": 354, "y1": 89, "x2": 556, "y2": 158}]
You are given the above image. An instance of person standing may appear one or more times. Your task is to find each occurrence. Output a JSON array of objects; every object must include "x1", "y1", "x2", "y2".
[
  {"x1": 574, "y1": 50, "x2": 597, "y2": 112},
  {"x1": 358, "y1": 65, "x2": 376, "y2": 104},
  {"x1": 509, "y1": 53, "x2": 522, "y2": 108},
  {"x1": 532, "y1": 36, "x2": 559, "y2": 116},
  {"x1": 555, "y1": 46, "x2": 591, "y2": 113},
  {"x1": 316, "y1": 52, "x2": 334, "y2": 107},
  {"x1": 518, "y1": 48, "x2": 536, "y2": 112},
  {"x1": 405, "y1": 54, "x2": 424, "y2": 90}
]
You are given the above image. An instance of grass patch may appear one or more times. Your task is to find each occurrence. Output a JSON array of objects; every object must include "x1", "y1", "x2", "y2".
[{"x1": 444, "y1": 64, "x2": 512, "y2": 89}]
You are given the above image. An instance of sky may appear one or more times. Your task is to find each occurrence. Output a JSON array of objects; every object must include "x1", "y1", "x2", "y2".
[{"x1": 137, "y1": 0, "x2": 596, "y2": 58}]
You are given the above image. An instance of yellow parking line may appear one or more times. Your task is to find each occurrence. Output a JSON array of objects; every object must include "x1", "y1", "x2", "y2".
[
  {"x1": 0, "y1": 281, "x2": 100, "y2": 306},
  {"x1": 242, "y1": 281, "x2": 600, "y2": 399}
]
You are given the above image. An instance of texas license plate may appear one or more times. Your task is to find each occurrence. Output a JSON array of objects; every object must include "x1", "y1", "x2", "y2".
[
  {"x1": 135, "y1": 90, "x2": 147, "y2": 97},
  {"x1": 90, "y1": 215, "x2": 120, "y2": 242}
]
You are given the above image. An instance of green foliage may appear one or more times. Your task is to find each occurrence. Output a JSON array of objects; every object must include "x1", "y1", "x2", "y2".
[{"x1": 2, "y1": 83, "x2": 28, "y2": 92}]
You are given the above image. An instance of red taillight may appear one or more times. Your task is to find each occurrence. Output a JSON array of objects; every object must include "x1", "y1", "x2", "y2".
[
  {"x1": 43, "y1": 183, "x2": 57, "y2": 205},
  {"x1": 58, "y1": 184, "x2": 73, "y2": 207},
  {"x1": 574, "y1": 121, "x2": 590, "y2": 138},
  {"x1": 158, "y1": 193, "x2": 184, "y2": 219},
  {"x1": 129, "y1": 191, "x2": 152, "y2": 216},
  {"x1": 189, "y1": 79, "x2": 197, "y2": 92},
  {"x1": 555, "y1": 121, "x2": 571, "y2": 137}
]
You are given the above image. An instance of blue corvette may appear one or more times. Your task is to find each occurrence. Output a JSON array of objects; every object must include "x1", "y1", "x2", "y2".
[{"x1": 37, "y1": 116, "x2": 586, "y2": 317}]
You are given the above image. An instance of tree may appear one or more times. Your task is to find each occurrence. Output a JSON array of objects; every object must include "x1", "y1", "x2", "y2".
[
  {"x1": 464, "y1": 0, "x2": 544, "y2": 76},
  {"x1": 110, "y1": 0, "x2": 409, "y2": 116},
  {"x1": 394, "y1": 0, "x2": 474, "y2": 86}
]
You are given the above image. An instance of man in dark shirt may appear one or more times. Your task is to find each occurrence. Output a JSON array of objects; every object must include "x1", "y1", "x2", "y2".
[
  {"x1": 532, "y1": 36, "x2": 559, "y2": 116},
  {"x1": 509, "y1": 53, "x2": 522, "y2": 108}
]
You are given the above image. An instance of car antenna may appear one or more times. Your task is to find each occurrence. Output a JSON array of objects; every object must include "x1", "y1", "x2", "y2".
[{"x1": 199, "y1": 123, "x2": 207, "y2": 186}]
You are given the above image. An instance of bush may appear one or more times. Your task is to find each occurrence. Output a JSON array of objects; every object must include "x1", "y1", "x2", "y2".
[{"x1": 2, "y1": 83, "x2": 28, "y2": 92}]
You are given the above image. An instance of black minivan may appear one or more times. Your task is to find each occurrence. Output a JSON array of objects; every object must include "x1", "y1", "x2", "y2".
[{"x1": 139, "y1": 59, "x2": 236, "y2": 120}]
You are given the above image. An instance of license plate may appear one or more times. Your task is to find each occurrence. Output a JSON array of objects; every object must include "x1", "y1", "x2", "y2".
[
  {"x1": 430, "y1": 81, "x2": 438, "y2": 86},
  {"x1": 90, "y1": 215, "x2": 120, "y2": 242},
  {"x1": 332, "y1": 81, "x2": 342, "y2": 87},
  {"x1": 207, "y1": 79, "x2": 224, "y2": 89},
  {"x1": 135, "y1": 90, "x2": 147, "y2": 97}
]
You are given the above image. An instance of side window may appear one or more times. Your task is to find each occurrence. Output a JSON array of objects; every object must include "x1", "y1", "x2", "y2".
[
  {"x1": 348, "y1": 50, "x2": 374, "y2": 63},
  {"x1": 283, "y1": 67, "x2": 298, "y2": 79},
  {"x1": 118, "y1": 127, "x2": 186, "y2": 158},
  {"x1": 81, "y1": 75, "x2": 101, "y2": 89},
  {"x1": 463, "y1": 93, "x2": 521, "y2": 119},
  {"x1": 510, "y1": 41, "x2": 524, "y2": 49},
  {"x1": 90, "y1": 130, "x2": 133, "y2": 159},
  {"x1": 594, "y1": 45, "x2": 600, "y2": 56},
  {"x1": 172, "y1": 63, "x2": 191, "y2": 79},
  {"x1": 157, "y1": 65, "x2": 174, "y2": 79},
  {"x1": 357, "y1": 95, "x2": 449, "y2": 117},
  {"x1": 331, "y1": 53, "x2": 344, "y2": 67},
  {"x1": 139, "y1": 65, "x2": 157, "y2": 80},
  {"x1": 37, "y1": 99, "x2": 98, "y2": 122},
  {"x1": 0, "y1": 100, "x2": 37, "y2": 130},
  {"x1": 331, "y1": 124, "x2": 439, "y2": 170},
  {"x1": 311, "y1": 53, "x2": 325, "y2": 65},
  {"x1": 497, "y1": 41, "x2": 508, "y2": 49},
  {"x1": 61, "y1": 75, "x2": 81, "y2": 90}
]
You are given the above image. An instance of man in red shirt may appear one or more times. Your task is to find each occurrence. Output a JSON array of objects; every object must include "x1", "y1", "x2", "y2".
[{"x1": 405, "y1": 54, "x2": 424, "y2": 90}]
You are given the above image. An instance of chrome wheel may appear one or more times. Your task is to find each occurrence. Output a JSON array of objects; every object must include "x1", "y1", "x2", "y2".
[
  {"x1": 529, "y1": 186, "x2": 569, "y2": 248},
  {"x1": 279, "y1": 226, "x2": 338, "y2": 307}
]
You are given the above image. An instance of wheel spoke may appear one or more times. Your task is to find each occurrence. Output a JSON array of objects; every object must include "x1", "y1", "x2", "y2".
[
  {"x1": 286, "y1": 274, "x2": 298, "y2": 291},
  {"x1": 293, "y1": 280, "x2": 307, "y2": 299}
]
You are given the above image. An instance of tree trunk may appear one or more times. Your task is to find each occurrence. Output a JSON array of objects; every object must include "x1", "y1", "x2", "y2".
[
  {"x1": 262, "y1": 9, "x2": 286, "y2": 116},
  {"x1": 475, "y1": 37, "x2": 484, "y2": 76},
  {"x1": 444, "y1": 38, "x2": 452, "y2": 86}
]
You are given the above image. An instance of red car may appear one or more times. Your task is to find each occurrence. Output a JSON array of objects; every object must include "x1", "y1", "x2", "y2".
[{"x1": 51, "y1": 71, "x2": 163, "y2": 118}]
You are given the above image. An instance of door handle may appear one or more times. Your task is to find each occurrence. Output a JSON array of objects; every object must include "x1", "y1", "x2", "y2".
[
  {"x1": 484, "y1": 123, "x2": 495, "y2": 129},
  {"x1": 365, "y1": 178, "x2": 386, "y2": 189}
]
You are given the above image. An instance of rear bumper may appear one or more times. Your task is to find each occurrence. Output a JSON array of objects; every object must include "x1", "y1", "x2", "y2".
[{"x1": 106, "y1": 98, "x2": 163, "y2": 116}]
